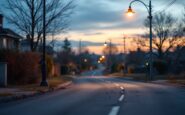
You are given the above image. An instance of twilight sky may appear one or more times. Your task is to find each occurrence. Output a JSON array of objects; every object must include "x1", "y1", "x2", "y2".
[{"x1": 0, "y1": 0, "x2": 185, "y2": 54}]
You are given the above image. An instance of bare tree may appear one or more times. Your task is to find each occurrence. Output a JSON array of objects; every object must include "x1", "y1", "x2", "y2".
[
  {"x1": 172, "y1": 5, "x2": 185, "y2": 64},
  {"x1": 181, "y1": 5, "x2": 185, "y2": 39},
  {"x1": 4, "y1": 0, "x2": 74, "y2": 51},
  {"x1": 136, "y1": 12, "x2": 184, "y2": 59},
  {"x1": 102, "y1": 45, "x2": 119, "y2": 55}
]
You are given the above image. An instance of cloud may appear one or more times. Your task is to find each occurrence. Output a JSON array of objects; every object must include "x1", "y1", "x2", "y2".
[
  {"x1": 69, "y1": 0, "x2": 185, "y2": 33},
  {"x1": 53, "y1": 40, "x2": 104, "y2": 47},
  {"x1": 53, "y1": 39, "x2": 120, "y2": 48},
  {"x1": 70, "y1": 1, "x2": 124, "y2": 30},
  {"x1": 83, "y1": 32, "x2": 104, "y2": 36}
]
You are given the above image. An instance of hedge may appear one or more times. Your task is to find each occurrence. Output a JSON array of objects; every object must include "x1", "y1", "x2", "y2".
[{"x1": 0, "y1": 50, "x2": 41, "y2": 85}]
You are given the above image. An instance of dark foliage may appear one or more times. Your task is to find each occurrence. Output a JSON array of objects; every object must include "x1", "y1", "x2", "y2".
[
  {"x1": 153, "y1": 60, "x2": 168, "y2": 75},
  {"x1": 0, "y1": 50, "x2": 41, "y2": 85}
]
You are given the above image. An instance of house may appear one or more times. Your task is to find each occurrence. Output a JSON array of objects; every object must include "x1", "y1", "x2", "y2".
[
  {"x1": 20, "y1": 38, "x2": 31, "y2": 52},
  {"x1": 0, "y1": 14, "x2": 22, "y2": 50},
  {"x1": 20, "y1": 38, "x2": 55, "y2": 55}
]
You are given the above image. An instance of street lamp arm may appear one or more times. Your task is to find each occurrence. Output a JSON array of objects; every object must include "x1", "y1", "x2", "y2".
[
  {"x1": 129, "y1": 0, "x2": 149, "y2": 13},
  {"x1": 127, "y1": 0, "x2": 153, "y2": 80}
]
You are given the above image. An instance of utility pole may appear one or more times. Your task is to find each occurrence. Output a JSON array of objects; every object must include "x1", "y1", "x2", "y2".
[
  {"x1": 123, "y1": 35, "x2": 126, "y2": 75},
  {"x1": 149, "y1": 0, "x2": 153, "y2": 80},
  {"x1": 123, "y1": 35, "x2": 126, "y2": 55},
  {"x1": 40, "y1": 0, "x2": 48, "y2": 86},
  {"x1": 104, "y1": 39, "x2": 112, "y2": 73},
  {"x1": 79, "y1": 39, "x2": 82, "y2": 72},
  {"x1": 109, "y1": 39, "x2": 112, "y2": 72}
]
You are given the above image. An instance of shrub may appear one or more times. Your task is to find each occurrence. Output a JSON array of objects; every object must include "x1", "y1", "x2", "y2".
[
  {"x1": 111, "y1": 63, "x2": 117, "y2": 73},
  {"x1": 46, "y1": 55, "x2": 54, "y2": 77},
  {"x1": 0, "y1": 51, "x2": 41, "y2": 85},
  {"x1": 117, "y1": 64, "x2": 124, "y2": 72},
  {"x1": 53, "y1": 63, "x2": 61, "y2": 77},
  {"x1": 60, "y1": 65, "x2": 69, "y2": 75},
  {"x1": 128, "y1": 66, "x2": 134, "y2": 74},
  {"x1": 153, "y1": 60, "x2": 168, "y2": 75}
]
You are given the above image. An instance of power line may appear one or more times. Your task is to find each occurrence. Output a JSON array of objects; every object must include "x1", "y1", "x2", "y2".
[{"x1": 153, "y1": 0, "x2": 178, "y2": 15}]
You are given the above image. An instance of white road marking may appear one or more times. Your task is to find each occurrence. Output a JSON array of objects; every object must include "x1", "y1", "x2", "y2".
[
  {"x1": 118, "y1": 95, "x2": 125, "y2": 102},
  {"x1": 120, "y1": 87, "x2": 124, "y2": 90},
  {"x1": 108, "y1": 106, "x2": 120, "y2": 115}
]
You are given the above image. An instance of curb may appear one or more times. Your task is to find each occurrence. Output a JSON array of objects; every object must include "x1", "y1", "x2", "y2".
[
  {"x1": 53, "y1": 81, "x2": 73, "y2": 90},
  {"x1": 0, "y1": 81, "x2": 73, "y2": 104},
  {"x1": 150, "y1": 80, "x2": 185, "y2": 88}
]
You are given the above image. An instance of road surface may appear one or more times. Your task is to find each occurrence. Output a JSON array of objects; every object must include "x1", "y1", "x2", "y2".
[{"x1": 0, "y1": 70, "x2": 185, "y2": 115}]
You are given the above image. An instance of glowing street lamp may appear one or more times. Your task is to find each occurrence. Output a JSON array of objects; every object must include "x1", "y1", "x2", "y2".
[
  {"x1": 126, "y1": 0, "x2": 153, "y2": 80},
  {"x1": 104, "y1": 39, "x2": 112, "y2": 72},
  {"x1": 84, "y1": 59, "x2": 88, "y2": 63},
  {"x1": 104, "y1": 42, "x2": 108, "y2": 46},
  {"x1": 126, "y1": 6, "x2": 135, "y2": 17}
]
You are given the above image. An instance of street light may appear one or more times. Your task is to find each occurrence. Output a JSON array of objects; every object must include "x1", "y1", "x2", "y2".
[
  {"x1": 126, "y1": 6, "x2": 135, "y2": 17},
  {"x1": 104, "y1": 39, "x2": 112, "y2": 73},
  {"x1": 104, "y1": 42, "x2": 108, "y2": 46},
  {"x1": 101, "y1": 55, "x2": 105, "y2": 59},
  {"x1": 126, "y1": 0, "x2": 153, "y2": 80},
  {"x1": 40, "y1": 0, "x2": 48, "y2": 86},
  {"x1": 84, "y1": 59, "x2": 88, "y2": 63}
]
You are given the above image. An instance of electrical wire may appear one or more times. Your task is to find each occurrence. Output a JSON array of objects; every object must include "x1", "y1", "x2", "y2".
[{"x1": 153, "y1": 0, "x2": 178, "y2": 15}]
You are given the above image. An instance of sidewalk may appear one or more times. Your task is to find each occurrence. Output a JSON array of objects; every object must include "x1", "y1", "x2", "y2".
[
  {"x1": 151, "y1": 79, "x2": 185, "y2": 87},
  {"x1": 0, "y1": 78, "x2": 73, "y2": 103}
]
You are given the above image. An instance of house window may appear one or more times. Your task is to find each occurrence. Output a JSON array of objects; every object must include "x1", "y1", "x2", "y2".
[{"x1": 3, "y1": 38, "x2": 7, "y2": 48}]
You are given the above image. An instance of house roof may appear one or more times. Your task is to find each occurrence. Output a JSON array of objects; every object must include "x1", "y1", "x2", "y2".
[{"x1": 0, "y1": 28, "x2": 23, "y2": 40}]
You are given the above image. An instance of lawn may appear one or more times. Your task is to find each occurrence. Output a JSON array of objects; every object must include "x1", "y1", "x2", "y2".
[
  {"x1": 10, "y1": 75, "x2": 74, "y2": 92},
  {"x1": 106, "y1": 72, "x2": 185, "y2": 85},
  {"x1": 0, "y1": 75, "x2": 74, "y2": 99}
]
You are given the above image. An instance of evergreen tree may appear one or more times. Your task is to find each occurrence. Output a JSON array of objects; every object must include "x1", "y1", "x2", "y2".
[{"x1": 62, "y1": 38, "x2": 71, "y2": 53}]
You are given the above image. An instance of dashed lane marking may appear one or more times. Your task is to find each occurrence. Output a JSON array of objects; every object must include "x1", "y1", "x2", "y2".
[
  {"x1": 118, "y1": 95, "x2": 125, "y2": 102},
  {"x1": 108, "y1": 106, "x2": 120, "y2": 115},
  {"x1": 120, "y1": 87, "x2": 124, "y2": 90}
]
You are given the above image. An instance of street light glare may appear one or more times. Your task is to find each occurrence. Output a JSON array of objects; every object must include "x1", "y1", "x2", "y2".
[
  {"x1": 104, "y1": 42, "x2": 107, "y2": 46},
  {"x1": 126, "y1": 6, "x2": 135, "y2": 17},
  {"x1": 84, "y1": 59, "x2": 88, "y2": 62}
]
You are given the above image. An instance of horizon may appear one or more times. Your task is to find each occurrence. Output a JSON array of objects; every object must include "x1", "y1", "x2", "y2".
[{"x1": 0, "y1": 0, "x2": 185, "y2": 54}]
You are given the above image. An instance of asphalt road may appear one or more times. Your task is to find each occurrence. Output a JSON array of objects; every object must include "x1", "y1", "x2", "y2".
[{"x1": 0, "y1": 70, "x2": 185, "y2": 115}]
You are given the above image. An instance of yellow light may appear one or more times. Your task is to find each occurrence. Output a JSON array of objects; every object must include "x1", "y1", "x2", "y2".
[
  {"x1": 104, "y1": 42, "x2": 107, "y2": 46},
  {"x1": 126, "y1": 6, "x2": 135, "y2": 17},
  {"x1": 84, "y1": 59, "x2": 87, "y2": 62},
  {"x1": 101, "y1": 56, "x2": 105, "y2": 59}
]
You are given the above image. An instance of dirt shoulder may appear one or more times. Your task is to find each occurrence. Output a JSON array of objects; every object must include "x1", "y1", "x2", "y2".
[{"x1": 0, "y1": 75, "x2": 74, "y2": 103}]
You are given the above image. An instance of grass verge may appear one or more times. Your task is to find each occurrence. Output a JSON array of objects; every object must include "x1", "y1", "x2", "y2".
[
  {"x1": 9, "y1": 75, "x2": 73, "y2": 92},
  {"x1": 107, "y1": 72, "x2": 185, "y2": 85},
  {"x1": 0, "y1": 93, "x2": 13, "y2": 97}
]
